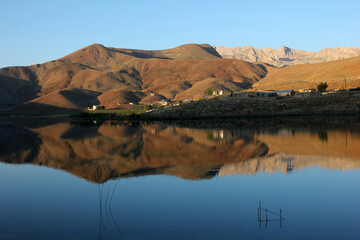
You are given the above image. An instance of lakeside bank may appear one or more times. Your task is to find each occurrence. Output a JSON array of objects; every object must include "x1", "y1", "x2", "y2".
[
  {"x1": 141, "y1": 91, "x2": 360, "y2": 120},
  {"x1": 2, "y1": 91, "x2": 359, "y2": 120}
]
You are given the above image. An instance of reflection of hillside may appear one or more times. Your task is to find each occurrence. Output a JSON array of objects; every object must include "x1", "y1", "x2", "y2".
[
  {"x1": 142, "y1": 126, "x2": 268, "y2": 179},
  {"x1": 219, "y1": 129, "x2": 360, "y2": 176},
  {"x1": 1, "y1": 121, "x2": 360, "y2": 183},
  {"x1": 0, "y1": 121, "x2": 268, "y2": 183},
  {"x1": 219, "y1": 153, "x2": 360, "y2": 176},
  {"x1": 0, "y1": 121, "x2": 41, "y2": 163},
  {"x1": 256, "y1": 130, "x2": 360, "y2": 159},
  {"x1": 31, "y1": 122, "x2": 145, "y2": 183}
]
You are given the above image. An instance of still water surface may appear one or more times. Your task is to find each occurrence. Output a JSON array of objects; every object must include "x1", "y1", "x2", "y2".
[{"x1": 0, "y1": 118, "x2": 359, "y2": 240}]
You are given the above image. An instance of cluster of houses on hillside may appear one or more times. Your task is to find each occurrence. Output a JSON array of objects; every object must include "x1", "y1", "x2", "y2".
[
  {"x1": 88, "y1": 87, "x2": 347, "y2": 110},
  {"x1": 211, "y1": 89, "x2": 322, "y2": 98},
  {"x1": 155, "y1": 89, "x2": 323, "y2": 107},
  {"x1": 232, "y1": 89, "x2": 324, "y2": 98}
]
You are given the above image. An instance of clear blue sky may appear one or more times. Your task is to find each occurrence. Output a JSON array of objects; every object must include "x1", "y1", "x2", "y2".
[{"x1": 1, "y1": 0, "x2": 359, "y2": 68}]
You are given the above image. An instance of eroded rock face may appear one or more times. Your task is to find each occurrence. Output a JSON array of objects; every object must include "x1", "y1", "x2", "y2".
[{"x1": 215, "y1": 45, "x2": 360, "y2": 67}]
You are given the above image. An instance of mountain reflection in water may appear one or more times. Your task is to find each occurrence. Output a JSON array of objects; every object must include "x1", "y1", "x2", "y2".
[{"x1": 1, "y1": 118, "x2": 360, "y2": 183}]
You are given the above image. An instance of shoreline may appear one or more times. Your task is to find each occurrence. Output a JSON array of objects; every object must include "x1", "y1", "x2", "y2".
[
  {"x1": 140, "y1": 91, "x2": 360, "y2": 120},
  {"x1": 1, "y1": 91, "x2": 359, "y2": 121}
]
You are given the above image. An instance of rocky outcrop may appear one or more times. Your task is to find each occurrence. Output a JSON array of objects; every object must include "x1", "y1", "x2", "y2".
[{"x1": 215, "y1": 45, "x2": 360, "y2": 67}]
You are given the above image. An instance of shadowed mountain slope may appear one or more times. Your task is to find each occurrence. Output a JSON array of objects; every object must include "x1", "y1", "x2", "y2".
[
  {"x1": 14, "y1": 88, "x2": 101, "y2": 112},
  {"x1": 91, "y1": 90, "x2": 147, "y2": 109}
]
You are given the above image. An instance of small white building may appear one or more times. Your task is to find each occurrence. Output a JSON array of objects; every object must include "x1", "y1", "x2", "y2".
[
  {"x1": 212, "y1": 90, "x2": 225, "y2": 96},
  {"x1": 299, "y1": 89, "x2": 316, "y2": 93},
  {"x1": 91, "y1": 105, "x2": 105, "y2": 110},
  {"x1": 159, "y1": 100, "x2": 168, "y2": 106}
]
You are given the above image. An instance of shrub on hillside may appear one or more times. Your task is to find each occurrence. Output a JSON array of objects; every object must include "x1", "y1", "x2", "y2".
[{"x1": 317, "y1": 82, "x2": 328, "y2": 92}]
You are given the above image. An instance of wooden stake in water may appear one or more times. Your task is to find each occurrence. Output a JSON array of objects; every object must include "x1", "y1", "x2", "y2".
[
  {"x1": 265, "y1": 209, "x2": 268, "y2": 229},
  {"x1": 265, "y1": 209, "x2": 268, "y2": 221},
  {"x1": 259, "y1": 201, "x2": 261, "y2": 221}
]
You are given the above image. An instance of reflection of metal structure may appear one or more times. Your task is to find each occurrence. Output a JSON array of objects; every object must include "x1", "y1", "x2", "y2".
[
  {"x1": 98, "y1": 181, "x2": 127, "y2": 240},
  {"x1": 213, "y1": 130, "x2": 225, "y2": 140},
  {"x1": 286, "y1": 159, "x2": 294, "y2": 173},
  {"x1": 257, "y1": 201, "x2": 285, "y2": 228},
  {"x1": 282, "y1": 156, "x2": 294, "y2": 174}
]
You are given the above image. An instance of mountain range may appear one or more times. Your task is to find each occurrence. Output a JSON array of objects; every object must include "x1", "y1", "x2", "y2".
[
  {"x1": 216, "y1": 45, "x2": 360, "y2": 67},
  {"x1": 0, "y1": 43, "x2": 359, "y2": 112},
  {"x1": 0, "y1": 43, "x2": 268, "y2": 111}
]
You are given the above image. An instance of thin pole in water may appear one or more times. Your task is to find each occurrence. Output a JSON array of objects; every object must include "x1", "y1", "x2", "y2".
[
  {"x1": 265, "y1": 209, "x2": 268, "y2": 221},
  {"x1": 259, "y1": 201, "x2": 261, "y2": 221}
]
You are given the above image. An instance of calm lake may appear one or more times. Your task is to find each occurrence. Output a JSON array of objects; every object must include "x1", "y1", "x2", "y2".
[{"x1": 0, "y1": 117, "x2": 359, "y2": 240}]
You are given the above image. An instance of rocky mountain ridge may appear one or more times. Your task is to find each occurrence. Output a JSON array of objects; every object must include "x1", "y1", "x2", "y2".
[{"x1": 216, "y1": 45, "x2": 360, "y2": 67}]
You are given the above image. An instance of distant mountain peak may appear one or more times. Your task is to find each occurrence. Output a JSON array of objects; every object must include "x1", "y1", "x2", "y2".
[
  {"x1": 279, "y1": 46, "x2": 292, "y2": 56},
  {"x1": 216, "y1": 45, "x2": 360, "y2": 67}
]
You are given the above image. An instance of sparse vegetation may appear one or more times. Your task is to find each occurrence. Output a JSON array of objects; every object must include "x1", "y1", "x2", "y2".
[
  {"x1": 143, "y1": 104, "x2": 152, "y2": 111},
  {"x1": 207, "y1": 131, "x2": 214, "y2": 141},
  {"x1": 317, "y1": 82, "x2": 328, "y2": 92}
]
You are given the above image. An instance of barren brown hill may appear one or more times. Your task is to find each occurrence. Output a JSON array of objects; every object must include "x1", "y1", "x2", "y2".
[
  {"x1": 139, "y1": 58, "x2": 267, "y2": 99},
  {"x1": 254, "y1": 56, "x2": 360, "y2": 90},
  {"x1": 0, "y1": 67, "x2": 40, "y2": 110},
  {"x1": 14, "y1": 88, "x2": 101, "y2": 112},
  {"x1": 139, "y1": 92, "x2": 167, "y2": 105},
  {"x1": 91, "y1": 90, "x2": 147, "y2": 109},
  {"x1": 0, "y1": 43, "x2": 268, "y2": 111}
]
